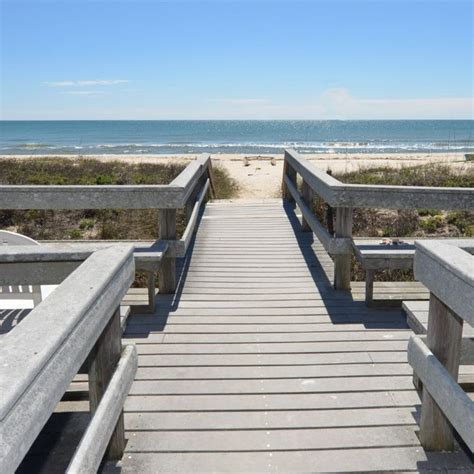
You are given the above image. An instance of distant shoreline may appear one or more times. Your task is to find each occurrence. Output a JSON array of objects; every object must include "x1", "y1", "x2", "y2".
[{"x1": 0, "y1": 152, "x2": 469, "y2": 198}]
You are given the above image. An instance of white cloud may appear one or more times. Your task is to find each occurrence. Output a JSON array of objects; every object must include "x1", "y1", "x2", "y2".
[
  {"x1": 44, "y1": 79, "x2": 130, "y2": 87},
  {"x1": 203, "y1": 88, "x2": 473, "y2": 119},
  {"x1": 60, "y1": 90, "x2": 109, "y2": 96},
  {"x1": 318, "y1": 87, "x2": 474, "y2": 119},
  {"x1": 211, "y1": 98, "x2": 271, "y2": 105}
]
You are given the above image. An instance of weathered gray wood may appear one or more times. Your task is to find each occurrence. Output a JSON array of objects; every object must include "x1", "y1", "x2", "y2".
[
  {"x1": 158, "y1": 209, "x2": 177, "y2": 294},
  {"x1": 284, "y1": 148, "x2": 474, "y2": 210},
  {"x1": 0, "y1": 246, "x2": 135, "y2": 473},
  {"x1": 180, "y1": 178, "x2": 210, "y2": 254},
  {"x1": 334, "y1": 207, "x2": 353, "y2": 290},
  {"x1": 418, "y1": 294, "x2": 464, "y2": 451},
  {"x1": 404, "y1": 300, "x2": 474, "y2": 339},
  {"x1": 408, "y1": 336, "x2": 474, "y2": 452},
  {"x1": 114, "y1": 200, "x2": 472, "y2": 473},
  {"x1": 104, "y1": 448, "x2": 473, "y2": 473},
  {"x1": 133, "y1": 340, "x2": 408, "y2": 354},
  {"x1": 414, "y1": 240, "x2": 474, "y2": 326},
  {"x1": 0, "y1": 184, "x2": 184, "y2": 209},
  {"x1": 170, "y1": 154, "x2": 210, "y2": 206},
  {"x1": 283, "y1": 175, "x2": 352, "y2": 255},
  {"x1": 67, "y1": 345, "x2": 137, "y2": 474},
  {"x1": 124, "y1": 390, "x2": 419, "y2": 412},
  {"x1": 88, "y1": 306, "x2": 125, "y2": 460},
  {"x1": 365, "y1": 269, "x2": 374, "y2": 305},
  {"x1": 129, "y1": 376, "x2": 414, "y2": 395},
  {"x1": 0, "y1": 242, "x2": 167, "y2": 291},
  {"x1": 282, "y1": 152, "x2": 297, "y2": 202},
  {"x1": 124, "y1": 406, "x2": 416, "y2": 430},
  {"x1": 124, "y1": 426, "x2": 420, "y2": 452},
  {"x1": 301, "y1": 180, "x2": 313, "y2": 231}
]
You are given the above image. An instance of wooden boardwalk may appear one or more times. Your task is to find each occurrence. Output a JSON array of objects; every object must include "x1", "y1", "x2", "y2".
[{"x1": 114, "y1": 199, "x2": 473, "y2": 472}]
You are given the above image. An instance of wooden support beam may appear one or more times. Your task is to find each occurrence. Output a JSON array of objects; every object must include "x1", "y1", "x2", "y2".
[
  {"x1": 365, "y1": 269, "x2": 374, "y2": 306},
  {"x1": 419, "y1": 293, "x2": 463, "y2": 451},
  {"x1": 158, "y1": 209, "x2": 177, "y2": 294},
  {"x1": 282, "y1": 155, "x2": 297, "y2": 203},
  {"x1": 301, "y1": 180, "x2": 314, "y2": 232},
  {"x1": 88, "y1": 307, "x2": 125, "y2": 460},
  {"x1": 334, "y1": 207, "x2": 353, "y2": 290}
]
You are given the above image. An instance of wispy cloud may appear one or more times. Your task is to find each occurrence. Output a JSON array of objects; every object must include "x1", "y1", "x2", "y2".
[
  {"x1": 318, "y1": 88, "x2": 474, "y2": 119},
  {"x1": 44, "y1": 79, "x2": 130, "y2": 87},
  {"x1": 211, "y1": 98, "x2": 271, "y2": 105},
  {"x1": 60, "y1": 90, "x2": 109, "y2": 97}
]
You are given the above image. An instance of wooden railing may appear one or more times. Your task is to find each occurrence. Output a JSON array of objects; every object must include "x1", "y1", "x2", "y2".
[
  {"x1": 0, "y1": 154, "x2": 215, "y2": 305},
  {"x1": 0, "y1": 245, "x2": 137, "y2": 473},
  {"x1": 282, "y1": 148, "x2": 474, "y2": 290},
  {"x1": 408, "y1": 240, "x2": 474, "y2": 452}
]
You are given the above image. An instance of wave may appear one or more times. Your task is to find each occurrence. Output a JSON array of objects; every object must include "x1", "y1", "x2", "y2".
[{"x1": 1, "y1": 140, "x2": 473, "y2": 154}]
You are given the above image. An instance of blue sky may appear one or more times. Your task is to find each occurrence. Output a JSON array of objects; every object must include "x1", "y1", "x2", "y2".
[{"x1": 1, "y1": 0, "x2": 473, "y2": 119}]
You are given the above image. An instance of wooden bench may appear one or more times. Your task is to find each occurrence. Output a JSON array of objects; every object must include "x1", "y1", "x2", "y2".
[
  {"x1": 353, "y1": 239, "x2": 416, "y2": 305},
  {"x1": 353, "y1": 238, "x2": 473, "y2": 306},
  {"x1": 14, "y1": 240, "x2": 169, "y2": 313}
]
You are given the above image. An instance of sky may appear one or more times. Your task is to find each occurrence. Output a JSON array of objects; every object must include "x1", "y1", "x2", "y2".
[{"x1": 0, "y1": 0, "x2": 473, "y2": 120}]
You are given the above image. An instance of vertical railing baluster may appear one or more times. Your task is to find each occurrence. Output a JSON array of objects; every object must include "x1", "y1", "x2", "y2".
[
  {"x1": 419, "y1": 293, "x2": 463, "y2": 450},
  {"x1": 334, "y1": 207, "x2": 353, "y2": 290},
  {"x1": 159, "y1": 209, "x2": 177, "y2": 293}
]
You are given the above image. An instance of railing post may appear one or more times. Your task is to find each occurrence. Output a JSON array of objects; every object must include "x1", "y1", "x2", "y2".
[
  {"x1": 159, "y1": 209, "x2": 177, "y2": 293},
  {"x1": 419, "y1": 293, "x2": 463, "y2": 451},
  {"x1": 334, "y1": 207, "x2": 353, "y2": 290},
  {"x1": 282, "y1": 152, "x2": 297, "y2": 203},
  {"x1": 88, "y1": 307, "x2": 125, "y2": 460},
  {"x1": 301, "y1": 180, "x2": 314, "y2": 231}
]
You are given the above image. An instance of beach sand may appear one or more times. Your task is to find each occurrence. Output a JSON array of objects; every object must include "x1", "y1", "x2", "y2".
[{"x1": 1, "y1": 152, "x2": 469, "y2": 199}]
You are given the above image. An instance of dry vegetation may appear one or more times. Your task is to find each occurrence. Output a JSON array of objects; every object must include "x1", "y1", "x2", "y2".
[
  {"x1": 311, "y1": 163, "x2": 474, "y2": 281},
  {"x1": 0, "y1": 158, "x2": 238, "y2": 240}
]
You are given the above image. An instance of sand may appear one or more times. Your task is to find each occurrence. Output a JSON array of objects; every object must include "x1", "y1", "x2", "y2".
[{"x1": 0, "y1": 152, "x2": 469, "y2": 199}]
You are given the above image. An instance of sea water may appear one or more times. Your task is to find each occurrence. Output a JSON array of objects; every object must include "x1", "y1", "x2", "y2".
[{"x1": 0, "y1": 120, "x2": 472, "y2": 155}]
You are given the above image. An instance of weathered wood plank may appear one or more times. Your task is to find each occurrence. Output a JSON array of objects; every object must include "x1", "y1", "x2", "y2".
[
  {"x1": 124, "y1": 426, "x2": 420, "y2": 452},
  {"x1": 115, "y1": 199, "x2": 472, "y2": 472},
  {"x1": 124, "y1": 390, "x2": 420, "y2": 412},
  {"x1": 104, "y1": 448, "x2": 474, "y2": 473}
]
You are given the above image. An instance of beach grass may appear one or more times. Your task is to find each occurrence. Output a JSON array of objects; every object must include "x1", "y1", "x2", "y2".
[
  {"x1": 0, "y1": 157, "x2": 238, "y2": 241},
  {"x1": 317, "y1": 163, "x2": 474, "y2": 281}
]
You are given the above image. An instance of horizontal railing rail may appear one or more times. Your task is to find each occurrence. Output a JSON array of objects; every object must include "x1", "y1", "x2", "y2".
[
  {"x1": 282, "y1": 148, "x2": 474, "y2": 291},
  {"x1": 0, "y1": 154, "x2": 215, "y2": 307},
  {"x1": 0, "y1": 153, "x2": 213, "y2": 210},
  {"x1": 284, "y1": 149, "x2": 474, "y2": 210},
  {"x1": 408, "y1": 240, "x2": 474, "y2": 452},
  {"x1": 0, "y1": 245, "x2": 138, "y2": 473}
]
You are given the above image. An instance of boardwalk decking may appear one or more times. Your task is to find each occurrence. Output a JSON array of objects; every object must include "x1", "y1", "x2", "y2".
[{"x1": 113, "y1": 200, "x2": 473, "y2": 472}]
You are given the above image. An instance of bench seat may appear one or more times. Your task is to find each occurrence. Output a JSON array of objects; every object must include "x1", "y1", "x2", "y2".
[{"x1": 353, "y1": 239, "x2": 415, "y2": 306}]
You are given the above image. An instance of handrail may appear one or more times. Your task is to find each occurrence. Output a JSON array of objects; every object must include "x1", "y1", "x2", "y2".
[
  {"x1": 0, "y1": 245, "x2": 136, "y2": 472},
  {"x1": 176, "y1": 177, "x2": 210, "y2": 256},
  {"x1": 0, "y1": 154, "x2": 215, "y2": 298},
  {"x1": 407, "y1": 240, "x2": 474, "y2": 452},
  {"x1": 414, "y1": 240, "x2": 474, "y2": 324},
  {"x1": 283, "y1": 174, "x2": 351, "y2": 255},
  {"x1": 282, "y1": 148, "x2": 474, "y2": 290},
  {"x1": 284, "y1": 149, "x2": 474, "y2": 210},
  {"x1": 0, "y1": 153, "x2": 212, "y2": 210}
]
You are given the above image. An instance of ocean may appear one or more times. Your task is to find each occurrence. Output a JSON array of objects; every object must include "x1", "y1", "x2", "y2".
[{"x1": 0, "y1": 120, "x2": 473, "y2": 155}]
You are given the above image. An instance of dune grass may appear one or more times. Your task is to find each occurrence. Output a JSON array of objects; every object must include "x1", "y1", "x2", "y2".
[
  {"x1": 311, "y1": 163, "x2": 474, "y2": 281},
  {"x1": 0, "y1": 157, "x2": 238, "y2": 241}
]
